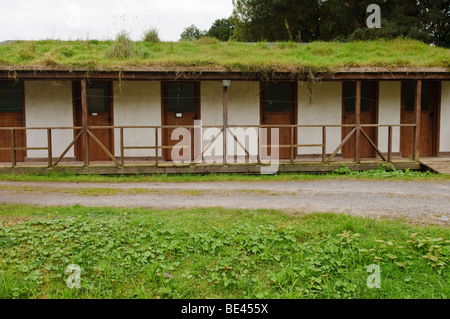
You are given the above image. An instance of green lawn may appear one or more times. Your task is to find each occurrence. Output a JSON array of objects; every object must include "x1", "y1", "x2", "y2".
[
  {"x1": 0, "y1": 166, "x2": 447, "y2": 183},
  {"x1": 1, "y1": 38, "x2": 448, "y2": 73},
  {"x1": 0, "y1": 204, "x2": 448, "y2": 299}
]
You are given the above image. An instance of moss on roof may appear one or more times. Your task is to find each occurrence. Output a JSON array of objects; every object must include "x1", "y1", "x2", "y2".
[{"x1": 0, "y1": 38, "x2": 448, "y2": 73}]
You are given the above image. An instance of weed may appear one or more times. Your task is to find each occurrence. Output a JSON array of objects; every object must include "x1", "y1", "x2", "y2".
[
  {"x1": 109, "y1": 31, "x2": 134, "y2": 59},
  {"x1": 142, "y1": 27, "x2": 160, "y2": 43},
  {"x1": 0, "y1": 205, "x2": 448, "y2": 299}
]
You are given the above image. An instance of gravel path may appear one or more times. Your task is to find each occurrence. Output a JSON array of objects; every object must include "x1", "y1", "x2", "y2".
[{"x1": 0, "y1": 180, "x2": 449, "y2": 226}]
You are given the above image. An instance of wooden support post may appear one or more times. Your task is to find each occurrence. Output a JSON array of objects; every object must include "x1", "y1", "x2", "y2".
[
  {"x1": 47, "y1": 129, "x2": 52, "y2": 168},
  {"x1": 322, "y1": 126, "x2": 327, "y2": 164},
  {"x1": 81, "y1": 79, "x2": 89, "y2": 167},
  {"x1": 257, "y1": 128, "x2": 261, "y2": 165},
  {"x1": 388, "y1": 126, "x2": 392, "y2": 163},
  {"x1": 155, "y1": 127, "x2": 159, "y2": 167},
  {"x1": 223, "y1": 84, "x2": 229, "y2": 165},
  {"x1": 290, "y1": 126, "x2": 294, "y2": 164},
  {"x1": 11, "y1": 129, "x2": 16, "y2": 168},
  {"x1": 355, "y1": 81, "x2": 361, "y2": 164},
  {"x1": 120, "y1": 127, "x2": 124, "y2": 166},
  {"x1": 414, "y1": 80, "x2": 422, "y2": 162}
]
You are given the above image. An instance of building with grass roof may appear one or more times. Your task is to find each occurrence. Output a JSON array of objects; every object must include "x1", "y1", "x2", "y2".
[{"x1": 0, "y1": 39, "x2": 449, "y2": 174}]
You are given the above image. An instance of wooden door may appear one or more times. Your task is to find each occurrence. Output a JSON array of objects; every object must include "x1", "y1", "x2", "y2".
[
  {"x1": 260, "y1": 82, "x2": 296, "y2": 160},
  {"x1": 342, "y1": 81, "x2": 378, "y2": 159},
  {"x1": 73, "y1": 81, "x2": 114, "y2": 162},
  {"x1": 0, "y1": 82, "x2": 26, "y2": 162},
  {"x1": 400, "y1": 81, "x2": 440, "y2": 158},
  {"x1": 162, "y1": 82, "x2": 200, "y2": 161}
]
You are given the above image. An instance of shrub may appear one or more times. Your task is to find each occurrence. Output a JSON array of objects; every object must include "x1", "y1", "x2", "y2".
[
  {"x1": 109, "y1": 30, "x2": 134, "y2": 58},
  {"x1": 143, "y1": 27, "x2": 160, "y2": 43}
]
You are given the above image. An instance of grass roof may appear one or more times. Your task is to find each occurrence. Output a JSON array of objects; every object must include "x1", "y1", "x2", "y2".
[{"x1": 0, "y1": 38, "x2": 448, "y2": 74}]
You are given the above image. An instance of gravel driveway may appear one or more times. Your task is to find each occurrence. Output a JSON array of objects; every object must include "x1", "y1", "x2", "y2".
[{"x1": 0, "y1": 179, "x2": 449, "y2": 226}]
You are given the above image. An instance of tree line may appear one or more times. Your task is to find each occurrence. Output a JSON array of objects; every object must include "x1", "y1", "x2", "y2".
[{"x1": 179, "y1": 0, "x2": 449, "y2": 48}]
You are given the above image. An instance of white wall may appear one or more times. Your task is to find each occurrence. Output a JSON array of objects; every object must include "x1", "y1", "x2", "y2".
[
  {"x1": 113, "y1": 81, "x2": 161, "y2": 157},
  {"x1": 440, "y1": 81, "x2": 450, "y2": 153},
  {"x1": 201, "y1": 81, "x2": 223, "y2": 126},
  {"x1": 228, "y1": 81, "x2": 260, "y2": 125},
  {"x1": 378, "y1": 81, "x2": 401, "y2": 153},
  {"x1": 24, "y1": 80, "x2": 74, "y2": 158},
  {"x1": 298, "y1": 81, "x2": 342, "y2": 155},
  {"x1": 201, "y1": 81, "x2": 260, "y2": 158}
]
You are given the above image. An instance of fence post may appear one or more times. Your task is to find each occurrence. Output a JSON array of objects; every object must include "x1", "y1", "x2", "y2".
[
  {"x1": 388, "y1": 126, "x2": 392, "y2": 163},
  {"x1": 414, "y1": 80, "x2": 422, "y2": 162},
  {"x1": 290, "y1": 126, "x2": 294, "y2": 164},
  {"x1": 11, "y1": 129, "x2": 16, "y2": 168},
  {"x1": 47, "y1": 129, "x2": 52, "y2": 168},
  {"x1": 355, "y1": 81, "x2": 361, "y2": 164},
  {"x1": 223, "y1": 84, "x2": 229, "y2": 165},
  {"x1": 155, "y1": 127, "x2": 159, "y2": 167},
  {"x1": 322, "y1": 126, "x2": 327, "y2": 164},
  {"x1": 81, "y1": 79, "x2": 89, "y2": 167},
  {"x1": 120, "y1": 127, "x2": 124, "y2": 166}
]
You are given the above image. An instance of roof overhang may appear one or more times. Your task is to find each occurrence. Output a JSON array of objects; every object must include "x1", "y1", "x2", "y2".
[{"x1": 0, "y1": 66, "x2": 449, "y2": 81}]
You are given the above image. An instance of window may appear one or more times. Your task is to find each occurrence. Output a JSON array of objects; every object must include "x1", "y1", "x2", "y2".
[
  {"x1": 263, "y1": 83, "x2": 291, "y2": 112},
  {"x1": 87, "y1": 83, "x2": 109, "y2": 113},
  {"x1": 344, "y1": 82, "x2": 372, "y2": 112},
  {"x1": 404, "y1": 82, "x2": 430, "y2": 111},
  {"x1": 167, "y1": 83, "x2": 195, "y2": 113},
  {"x1": 0, "y1": 82, "x2": 22, "y2": 113}
]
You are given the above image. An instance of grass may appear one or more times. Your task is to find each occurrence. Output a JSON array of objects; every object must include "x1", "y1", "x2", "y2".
[
  {"x1": 0, "y1": 166, "x2": 447, "y2": 183},
  {"x1": 0, "y1": 204, "x2": 448, "y2": 299},
  {"x1": 0, "y1": 38, "x2": 448, "y2": 73}
]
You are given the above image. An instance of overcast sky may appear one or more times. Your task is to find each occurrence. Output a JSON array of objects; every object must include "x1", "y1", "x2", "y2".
[{"x1": 0, "y1": 0, "x2": 234, "y2": 42}]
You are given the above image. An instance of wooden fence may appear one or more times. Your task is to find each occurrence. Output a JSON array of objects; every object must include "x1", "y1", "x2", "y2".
[{"x1": 0, "y1": 123, "x2": 418, "y2": 168}]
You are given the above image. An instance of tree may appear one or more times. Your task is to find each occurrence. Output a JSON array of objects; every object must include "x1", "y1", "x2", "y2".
[
  {"x1": 179, "y1": 25, "x2": 206, "y2": 41},
  {"x1": 207, "y1": 18, "x2": 235, "y2": 41},
  {"x1": 230, "y1": 0, "x2": 449, "y2": 47}
]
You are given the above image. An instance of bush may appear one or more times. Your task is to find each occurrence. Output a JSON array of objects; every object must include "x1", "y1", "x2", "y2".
[
  {"x1": 109, "y1": 30, "x2": 134, "y2": 58},
  {"x1": 143, "y1": 27, "x2": 160, "y2": 43}
]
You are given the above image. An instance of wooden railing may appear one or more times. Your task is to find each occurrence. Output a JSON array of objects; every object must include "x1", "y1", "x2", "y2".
[{"x1": 0, "y1": 123, "x2": 418, "y2": 168}]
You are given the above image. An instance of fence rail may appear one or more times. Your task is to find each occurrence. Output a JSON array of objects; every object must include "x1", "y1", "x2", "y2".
[{"x1": 0, "y1": 123, "x2": 418, "y2": 168}]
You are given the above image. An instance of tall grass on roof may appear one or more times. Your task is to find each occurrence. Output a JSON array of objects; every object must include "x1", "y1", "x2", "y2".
[{"x1": 0, "y1": 38, "x2": 448, "y2": 72}]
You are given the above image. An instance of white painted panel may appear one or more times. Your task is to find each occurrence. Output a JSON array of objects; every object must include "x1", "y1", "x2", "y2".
[
  {"x1": 24, "y1": 80, "x2": 74, "y2": 158},
  {"x1": 378, "y1": 81, "x2": 401, "y2": 153},
  {"x1": 440, "y1": 81, "x2": 450, "y2": 152},
  {"x1": 201, "y1": 81, "x2": 223, "y2": 126},
  {"x1": 113, "y1": 81, "x2": 161, "y2": 157},
  {"x1": 298, "y1": 81, "x2": 342, "y2": 155},
  {"x1": 228, "y1": 81, "x2": 260, "y2": 126}
]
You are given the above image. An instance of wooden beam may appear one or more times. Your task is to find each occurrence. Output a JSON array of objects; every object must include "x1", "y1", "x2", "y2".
[
  {"x1": 120, "y1": 127, "x2": 124, "y2": 166},
  {"x1": 47, "y1": 129, "x2": 52, "y2": 168},
  {"x1": 414, "y1": 80, "x2": 422, "y2": 161},
  {"x1": 223, "y1": 85, "x2": 228, "y2": 165},
  {"x1": 326, "y1": 127, "x2": 356, "y2": 164},
  {"x1": 388, "y1": 126, "x2": 392, "y2": 163},
  {"x1": 322, "y1": 126, "x2": 327, "y2": 164},
  {"x1": 81, "y1": 79, "x2": 89, "y2": 167},
  {"x1": 1, "y1": 69, "x2": 449, "y2": 81},
  {"x1": 355, "y1": 81, "x2": 361, "y2": 164},
  {"x1": 11, "y1": 129, "x2": 16, "y2": 168}
]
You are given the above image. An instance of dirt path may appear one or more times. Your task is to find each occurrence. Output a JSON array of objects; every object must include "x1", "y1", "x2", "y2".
[{"x1": 0, "y1": 180, "x2": 449, "y2": 226}]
